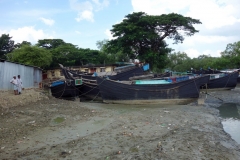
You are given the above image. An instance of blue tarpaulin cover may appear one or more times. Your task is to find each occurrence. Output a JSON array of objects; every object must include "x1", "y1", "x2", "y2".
[
  {"x1": 143, "y1": 64, "x2": 149, "y2": 71},
  {"x1": 135, "y1": 80, "x2": 170, "y2": 84},
  {"x1": 51, "y1": 81, "x2": 64, "y2": 87}
]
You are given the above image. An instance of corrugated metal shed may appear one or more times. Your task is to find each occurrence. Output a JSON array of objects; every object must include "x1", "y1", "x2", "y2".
[{"x1": 0, "y1": 59, "x2": 42, "y2": 90}]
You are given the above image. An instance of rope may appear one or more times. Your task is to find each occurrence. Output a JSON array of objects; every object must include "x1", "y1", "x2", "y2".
[
  {"x1": 51, "y1": 67, "x2": 79, "y2": 99},
  {"x1": 200, "y1": 72, "x2": 237, "y2": 102},
  {"x1": 78, "y1": 83, "x2": 98, "y2": 97},
  {"x1": 63, "y1": 66, "x2": 115, "y2": 101},
  {"x1": 61, "y1": 66, "x2": 207, "y2": 101},
  {"x1": 52, "y1": 85, "x2": 78, "y2": 98},
  {"x1": 193, "y1": 79, "x2": 199, "y2": 93},
  {"x1": 66, "y1": 80, "x2": 72, "y2": 86},
  {"x1": 53, "y1": 81, "x2": 67, "y2": 98},
  {"x1": 62, "y1": 67, "x2": 99, "y2": 99},
  {"x1": 201, "y1": 91, "x2": 224, "y2": 102},
  {"x1": 224, "y1": 72, "x2": 232, "y2": 88},
  {"x1": 90, "y1": 91, "x2": 101, "y2": 102},
  {"x1": 62, "y1": 67, "x2": 86, "y2": 98},
  {"x1": 200, "y1": 80, "x2": 224, "y2": 102},
  {"x1": 78, "y1": 77, "x2": 108, "y2": 97}
]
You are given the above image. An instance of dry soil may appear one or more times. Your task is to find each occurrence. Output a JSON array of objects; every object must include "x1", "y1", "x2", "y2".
[{"x1": 0, "y1": 87, "x2": 240, "y2": 159}]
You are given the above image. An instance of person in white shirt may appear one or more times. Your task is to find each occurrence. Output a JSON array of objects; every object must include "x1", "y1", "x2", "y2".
[
  {"x1": 17, "y1": 75, "x2": 23, "y2": 94},
  {"x1": 10, "y1": 76, "x2": 18, "y2": 95}
]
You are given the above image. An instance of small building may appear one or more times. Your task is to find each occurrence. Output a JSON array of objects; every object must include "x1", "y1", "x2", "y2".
[
  {"x1": 44, "y1": 68, "x2": 64, "y2": 80},
  {"x1": 75, "y1": 64, "x2": 115, "y2": 73},
  {"x1": 45, "y1": 64, "x2": 116, "y2": 80},
  {"x1": 0, "y1": 59, "x2": 42, "y2": 91}
]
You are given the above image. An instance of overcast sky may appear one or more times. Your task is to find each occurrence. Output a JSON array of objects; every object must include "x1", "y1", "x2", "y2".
[{"x1": 1, "y1": 0, "x2": 240, "y2": 58}]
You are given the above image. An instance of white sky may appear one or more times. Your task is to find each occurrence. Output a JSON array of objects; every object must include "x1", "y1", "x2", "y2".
[{"x1": 0, "y1": 0, "x2": 240, "y2": 58}]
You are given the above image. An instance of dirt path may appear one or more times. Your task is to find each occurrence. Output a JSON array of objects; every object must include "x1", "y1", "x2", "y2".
[{"x1": 0, "y1": 88, "x2": 240, "y2": 159}]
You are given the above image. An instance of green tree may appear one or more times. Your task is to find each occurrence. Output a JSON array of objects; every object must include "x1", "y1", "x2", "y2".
[
  {"x1": 14, "y1": 41, "x2": 31, "y2": 49},
  {"x1": 96, "y1": 39, "x2": 108, "y2": 51},
  {"x1": 7, "y1": 45, "x2": 52, "y2": 68},
  {"x1": 37, "y1": 39, "x2": 66, "y2": 49},
  {"x1": 96, "y1": 39, "x2": 129, "y2": 64},
  {"x1": 105, "y1": 12, "x2": 201, "y2": 70},
  {"x1": 77, "y1": 48, "x2": 102, "y2": 65},
  {"x1": 220, "y1": 41, "x2": 240, "y2": 68},
  {"x1": 0, "y1": 34, "x2": 15, "y2": 59},
  {"x1": 50, "y1": 43, "x2": 79, "y2": 68},
  {"x1": 189, "y1": 55, "x2": 220, "y2": 71},
  {"x1": 49, "y1": 43, "x2": 105, "y2": 68},
  {"x1": 211, "y1": 57, "x2": 230, "y2": 70},
  {"x1": 167, "y1": 52, "x2": 192, "y2": 72}
]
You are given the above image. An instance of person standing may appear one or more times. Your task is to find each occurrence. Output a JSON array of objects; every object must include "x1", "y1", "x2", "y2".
[
  {"x1": 10, "y1": 76, "x2": 18, "y2": 95},
  {"x1": 17, "y1": 75, "x2": 23, "y2": 94}
]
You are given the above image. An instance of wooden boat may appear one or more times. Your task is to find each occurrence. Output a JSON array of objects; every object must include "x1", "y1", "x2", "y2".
[
  {"x1": 220, "y1": 69, "x2": 240, "y2": 84},
  {"x1": 96, "y1": 75, "x2": 210, "y2": 105},
  {"x1": 59, "y1": 65, "x2": 100, "y2": 100},
  {"x1": 50, "y1": 79, "x2": 82, "y2": 99},
  {"x1": 154, "y1": 71, "x2": 172, "y2": 78},
  {"x1": 129, "y1": 74, "x2": 154, "y2": 80},
  {"x1": 237, "y1": 69, "x2": 240, "y2": 83},
  {"x1": 191, "y1": 69, "x2": 222, "y2": 75},
  {"x1": 60, "y1": 64, "x2": 150, "y2": 100},
  {"x1": 200, "y1": 71, "x2": 239, "y2": 90}
]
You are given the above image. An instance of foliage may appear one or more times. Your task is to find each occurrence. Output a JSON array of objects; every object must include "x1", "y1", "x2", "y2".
[
  {"x1": 14, "y1": 41, "x2": 31, "y2": 49},
  {"x1": 166, "y1": 48, "x2": 240, "y2": 72},
  {"x1": 220, "y1": 41, "x2": 240, "y2": 68},
  {"x1": 48, "y1": 42, "x2": 107, "y2": 68},
  {"x1": 7, "y1": 45, "x2": 52, "y2": 68},
  {"x1": 190, "y1": 55, "x2": 218, "y2": 70},
  {"x1": 77, "y1": 48, "x2": 101, "y2": 65},
  {"x1": 0, "y1": 34, "x2": 15, "y2": 59},
  {"x1": 37, "y1": 39, "x2": 66, "y2": 49},
  {"x1": 49, "y1": 43, "x2": 79, "y2": 68},
  {"x1": 166, "y1": 52, "x2": 232, "y2": 72},
  {"x1": 211, "y1": 57, "x2": 231, "y2": 70},
  {"x1": 96, "y1": 39, "x2": 131, "y2": 64},
  {"x1": 94, "y1": 51, "x2": 115, "y2": 64},
  {"x1": 140, "y1": 42, "x2": 171, "y2": 72},
  {"x1": 105, "y1": 12, "x2": 201, "y2": 70},
  {"x1": 166, "y1": 52, "x2": 192, "y2": 72},
  {"x1": 96, "y1": 39, "x2": 108, "y2": 51}
]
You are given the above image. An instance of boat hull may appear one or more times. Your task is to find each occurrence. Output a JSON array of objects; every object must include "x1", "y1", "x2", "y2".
[
  {"x1": 78, "y1": 83, "x2": 101, "y2": 100},
  {"x1": 50, "y1": 81, "x2": 79, "y2": 98},
  {"x1": 97, "y1": 75, "x2": 210, "y2": 105},
  {"x1": 201, "y1": 71, "x2": 239, "y2": 90},
  {"x1": 64, "y1": 65, "x2": 148, "y2": 100}
]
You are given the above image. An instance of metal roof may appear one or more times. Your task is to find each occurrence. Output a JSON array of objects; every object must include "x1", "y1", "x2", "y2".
[{"x1": 0, "y1": 58, "x2": 43, "y2": 70}]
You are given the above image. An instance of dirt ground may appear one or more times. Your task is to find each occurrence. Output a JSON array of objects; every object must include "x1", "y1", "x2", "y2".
[{"x1": 0, "y1": 86, "x2": 240, "y2": 160}]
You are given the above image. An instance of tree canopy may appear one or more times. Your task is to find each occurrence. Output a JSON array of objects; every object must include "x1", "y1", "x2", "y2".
[
  {"x1": 220, "y1": 41, "x2": 240, "y2": 68},
  {"x1": 14, "y1": 41, "x2": 31, "y2": 49},
  {"x1": 165, "y1": 51, "x2": 238, "y2": 72},
  {"x1": 96, "y1": 39, "x2": 131, "y2": 64},
  {"x1": 6, "y1": 33, "x2": 240, "y2": 73},
  {"x1": 0, "y1": 34, "x2": 15, "y2": 59},
  {"x1": 105, "y1": 12, "x2": 201, "y2": 70},
  {"x1": 166, "y1": 52, "x2": 192, "y2": 71},
  {"x1": 8, "y1": 45, "x2": 52, "y2": 68},
  {"x1": 37, "y1": 39, "x2": 66, "y2": 49}
]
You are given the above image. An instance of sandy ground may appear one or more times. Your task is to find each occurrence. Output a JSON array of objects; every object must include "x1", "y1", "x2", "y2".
[{"x1": 0, "y1": 86, "x2": 240, "y2": 160}]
